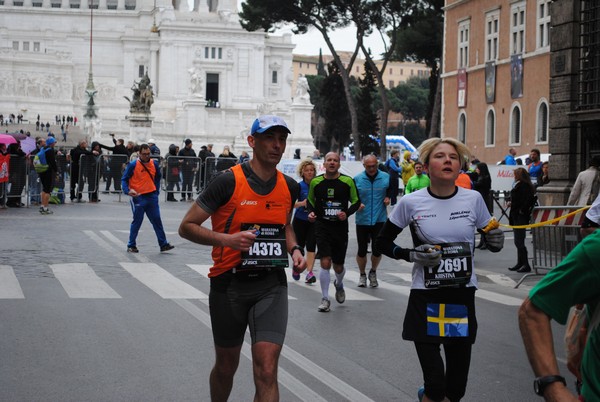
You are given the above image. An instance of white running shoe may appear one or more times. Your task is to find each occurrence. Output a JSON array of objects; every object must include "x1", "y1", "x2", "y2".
[
  {"x1": 358, "y1": 274, "x2": 367, "y2": 287},
  {"x1": 318, "y1": 298, "x2": 331, "y2": 312}
]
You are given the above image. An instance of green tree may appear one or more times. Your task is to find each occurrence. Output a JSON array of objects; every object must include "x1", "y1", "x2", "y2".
[
  {"x1": 239, "y1": 0, "x2": 365, "y2": 156},
  {"x1": 391, "y1": 77, "x2": 429, "y2": 121},
  {"x1": 392, "y1": 0, "x2": 444, "y2": 137},
  {"x1": 321, "y1": 63, "x2": 351, "y2": 152},
  {"x1": 356, "y1": 61, "x2": 379, "y2": 155}
]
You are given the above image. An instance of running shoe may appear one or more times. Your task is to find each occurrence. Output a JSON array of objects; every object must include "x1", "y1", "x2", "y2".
[
  {"x1": 127, "y1": 246, "x2": 139, "y2": 253},
  {"x1": 317, "y1": 297, "x2": 331, "y2": 312},
  {"x1": 160, "y1": 243, "x2": 175, "y2": 252},
  {"x1": 368, "y1": 270, "x2": 378, "y2": 287},
  {"x1": 417, "y1": 386, "x2": 425, "y2": 402},
  {"x1": 358, "y1": 274, "x2": 367, "y2": 287},
  {"x1": 292, "y1": 268, "x2": 300, "y2": 281},
  {"x1": 305, "y1": 271, "x2": 316, "y2": 283},
  {"x1": 334, "y1": 280, "x2": 345, "y2": 304}
]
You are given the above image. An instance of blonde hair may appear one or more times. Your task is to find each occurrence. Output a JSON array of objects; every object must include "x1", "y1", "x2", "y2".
[
  {"x1": 418, "y1": 137, "x2": 471, "y2": 166},
  {"x1": 296, "y1": 158, "x2": 317, "y2": 178}
]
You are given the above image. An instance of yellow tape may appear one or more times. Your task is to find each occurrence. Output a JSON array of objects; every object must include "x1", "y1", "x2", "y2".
[{"x1": 498, "y1": 206, "x2": 591, "y2": 229}]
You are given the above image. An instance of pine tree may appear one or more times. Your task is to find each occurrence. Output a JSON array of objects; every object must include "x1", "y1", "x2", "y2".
[
  {"x1": 356, "y1": 61, "x2": 379, "y2": 156},
  {"x1": 321, "y1": 62, "x2": 351, "y2": 152}
]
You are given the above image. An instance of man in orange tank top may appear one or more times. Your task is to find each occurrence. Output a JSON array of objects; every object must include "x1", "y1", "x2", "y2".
[{"x1": 179, "y1": 115, "x2": 306, "y2": 402}]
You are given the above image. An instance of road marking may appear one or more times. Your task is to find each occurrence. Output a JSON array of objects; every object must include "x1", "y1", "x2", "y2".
[
  {"x1": 50, "y1": 263, "x2": 121, "y2": 299},
  {"x1": 0, "y1": 265, "x2": 25, "y2": 299},
  {"x1": 289, "y1": 269, "x2": 383, "y2": 301},
  {"x1": 120, "y1": 263, "x2": 207, "y2": 299},
  {"x1": 487, "y1": 274, "x2": 531, "y2": 290},
  {"x1": 173, "y1": 299, "x2": 354, "y2": 402},
  {"x1": 187, "y1": 264, "x2": 298, "y2": 300},
  {"x1": 386, "y1": 272, "x2": 413, "y2": 284},
  {"x1": 350, "y1": 271, "x2": 412, "y2": 296}
]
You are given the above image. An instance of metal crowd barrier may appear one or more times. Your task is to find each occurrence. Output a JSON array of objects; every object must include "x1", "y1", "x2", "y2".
[
  {"x1": 202, "y1": 156, "x2": 237, "y2": 192},
  {"x1": 100, "y1": 154, "x2": 129, "y2": 202},
  {"x1": 515, "y1": 206, "x2": 588, "y2": 288}
]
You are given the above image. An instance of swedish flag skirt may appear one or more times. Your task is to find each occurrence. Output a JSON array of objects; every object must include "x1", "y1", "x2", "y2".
[{"x1": 402, "y1": 287, "x2": 477, "y2": 344}]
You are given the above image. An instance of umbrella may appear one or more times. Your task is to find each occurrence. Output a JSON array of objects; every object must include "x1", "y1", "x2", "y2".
[
  {"x1": 0, "y1": 134, "x2": 17, "y2": 145},
  {"x1": 7, "y1": 132, "x2": 27, "y2": 140}
]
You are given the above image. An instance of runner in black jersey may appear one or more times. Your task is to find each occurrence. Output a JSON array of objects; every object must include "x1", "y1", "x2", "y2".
[
  {"x1": 307, "y1": 152, "x2": 360, "y2": 312},
  {"x1": 375, "y1": 138, "x2": 505, "y2": 402}
]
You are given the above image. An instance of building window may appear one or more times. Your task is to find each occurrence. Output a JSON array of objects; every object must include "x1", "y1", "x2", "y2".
[
  {"x1": 537, "y1": 0, "x2": 551, "y2": 49},
  {"x1": 400, "y1": 68, "x2": 404, "y2": 75},
  {"x1": 12, "y1": 41, "x2": 19, "y2": 51},
  {"x1": 107, "y1": 0, "x2": 117, "y2": 8},
  {"x1": 458, "y1": 20, "x2": 470, "y2": 68},
  {"x1": 299, "y1": 62, "x2": 303, "y2": 68},
  {"x1": 389, "y1": 80, "x2": 394, "y2": 88},
  {"x1": 537, "y1": 100, "x2": 549, "y2": 142},
  {"x1": 510, "y1": 104, "x2": 522, "y2": 144},
  {"x1": 33, "y1": 42, "x2": 40, "y2": 52},
  {"x1": 218, "y1": 48, "x2": 222, "y2": 59},
  {"x1": 22, "y1": 42, "x2": 29, "y2": 51},
  {"x1": 458, "y1": 112, "x2": 467, "y2": 143},
  {"x1": 390, "y1": 68, "x2": 393, "y2": 74},
  {"x1": 138, "y1": 65, "x2": 145, "y2": 78},
  {"x1": 205, "y1": 47, "x2": 223, "y2": 60},
  {"x1": 511, "y1": 2, "x2": 526, "y2": 55},
  {"x1": 206, "y1": 73, "x2": 219, "y2": 103},
  {"x1": 579, "y1": 1, "x2": 600, "y2": 110},
  {"x1": 485, "y1": 10, "x2": 500, "y2": 61},
  {"x1": 32, "y1": 1, "x2": 42, "y2": 6},
  {"x1": 486, "y1": 108, "x2": 496, "y2": 146},
  {"x1": 51, "y1": 1, "x2": 61, "y2": 6},
  {"x1": 356, "y1": 66, "x2": 360, "y2": 73},
  {"x1": 124, "y1": 0, "x2": 135, "y2": 9},
  {"x1": 272, "y1": 71, "x2": 278, "y2": 84}
]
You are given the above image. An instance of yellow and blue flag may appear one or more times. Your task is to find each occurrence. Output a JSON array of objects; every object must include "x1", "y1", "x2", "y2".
[{"x1": 426, "y1": 303, "x2": 469, "y2": 337}]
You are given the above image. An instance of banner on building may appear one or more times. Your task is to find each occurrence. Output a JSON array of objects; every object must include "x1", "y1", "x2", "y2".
[
  {"x1": 511, "y1": 54, "x2": 523, "y2": 99},
  {"x1": 457, "y1": 68, "x2": 468, "y2": 108},
  {"x1": 485, "y1": 61, "x2": 496, "y2": 103}
]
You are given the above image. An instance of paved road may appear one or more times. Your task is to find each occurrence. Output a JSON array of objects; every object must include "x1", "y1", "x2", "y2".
[{"x1": 0, "y1": 194, "x2": 575, "y2": 401}]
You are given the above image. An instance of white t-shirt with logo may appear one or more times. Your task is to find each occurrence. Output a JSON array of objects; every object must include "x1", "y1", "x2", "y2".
[{"x1": 388, "y1": 187, "x2": 492, "y2": 290}]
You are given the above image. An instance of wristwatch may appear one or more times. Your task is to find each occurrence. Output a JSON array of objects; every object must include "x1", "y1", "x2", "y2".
[
  {"x1": 289, "y1": 245, "x2": 305, "y2": 256},
  {"x1": 533, "y1": 375, "x2": 566, "y2": 396}
]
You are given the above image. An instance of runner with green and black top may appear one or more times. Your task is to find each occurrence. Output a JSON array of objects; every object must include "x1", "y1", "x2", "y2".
[{"x1": 307, "y1": 152, "x2": 360, "y2": 312}]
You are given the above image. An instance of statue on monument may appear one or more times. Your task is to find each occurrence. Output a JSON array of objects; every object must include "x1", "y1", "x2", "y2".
[
  {"x1": 188, "y1": 66, "x2": 204, "y2": 97},
  {"x1": 124, "y1": 73, "x2": 154, "y2": 113},
  {"x1": 294, "y1": 74, "x2": 310, "y2": 104}
]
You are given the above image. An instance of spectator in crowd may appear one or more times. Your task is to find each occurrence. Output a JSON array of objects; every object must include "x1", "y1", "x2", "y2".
[
  {"x1": 567, "y1": 155, "x2": 600, "y2": 206},
  {"x1": 474, "y1": 162, "x2": 493, "y2": 249},
  {"x1": 28, "y1": 138, "x2": 45, "y2": 205},
  {"x1": 148, "y1": 139, "x2": 160, "y2": 156},
  {"x1": 38, "y1": 137, "x2": 58, "y2": 214},
  {"x1": 166, "y1": 144, "x2": 181, "y2": 202},
  {"x1": 507, "y1": 168, "x2": 536, "y2": 273},
  {"x1": 455, "y1": 161, "x2": 473, "y2": 190},
  {"x1": 0, "y1": 143, "x2": 9, "y2": 209},
  {"x1": 98, "y1": 135, "x2": 129, "y2": 193},
  {"x1": 293, "y1": 148, "x2": 301, "y2": 159},
  {"x1": 404, "y1": 161, "x2": 430, "y2": 195},
  {"x1": 401, "y1": 150, "x2": 415, "y2": 188},
  {"x1": 197, "y1": 144, "x2": 215, "y2": 192},
  {"x1": 216, "y1": 145, "x2": 237, "y2": 173},
  {"x1": 385, "y1": 150, "x2": 402, "y2": 205},
  {"x1": 121, "y1": 144, "x2": 174, "y2": 253},
  {"x1": 69, "y1": 140, "x2": 98, "y2": 203},
  {"x1": 6, "y1": 142, "x2": 26, "y2": 208},
  {"x1": 238, "y1": 150, "x2": 250, "y2": 164},
  {"x1": 537, "y1": 161, "x2": 550, "y2": 187},
  {"x1": 354, "y1": 154, "x2": 390, "y2": 288},
  {"x1": 87, "y1": 142, "x2": 102, "y2": 202},
  {"x1": 503, "y1": 148, "x2": 517, "y2": 165},
  {"x1": 527, "y1": 148, "x2": 543, "y2": 183},
  {"x1": 178, "y1": 139, "x2": 197, "y2": 201}
]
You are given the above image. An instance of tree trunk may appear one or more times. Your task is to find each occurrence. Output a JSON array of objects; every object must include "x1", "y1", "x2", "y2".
[{"x1": 428, "y1": 72, "x2": 442, "y2": 138}]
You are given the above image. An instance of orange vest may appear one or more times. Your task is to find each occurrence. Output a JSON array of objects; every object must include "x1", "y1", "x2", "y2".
[
  {"x1": 129, "y1": 159, "x2": 157, "y2": 195},
  {"x1": 209, "y1": 164, "x2": 292, "y2": 277},
  {"x1": 455, "y1": 172, "x2": 472, "y2": 189}
]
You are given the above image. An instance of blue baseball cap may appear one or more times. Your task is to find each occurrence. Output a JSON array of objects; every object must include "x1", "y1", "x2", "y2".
[
  {"x1": 46, "y1": 137, "x2": 56, "y2": 146},
  {"x1": 250, "y1": 115, "x2": 291, "y2": 136}
]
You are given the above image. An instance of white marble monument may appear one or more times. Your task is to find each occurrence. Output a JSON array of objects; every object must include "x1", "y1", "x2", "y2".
[{"x1": 0, "y1": 0, "x2": 314, "y2": 158}]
